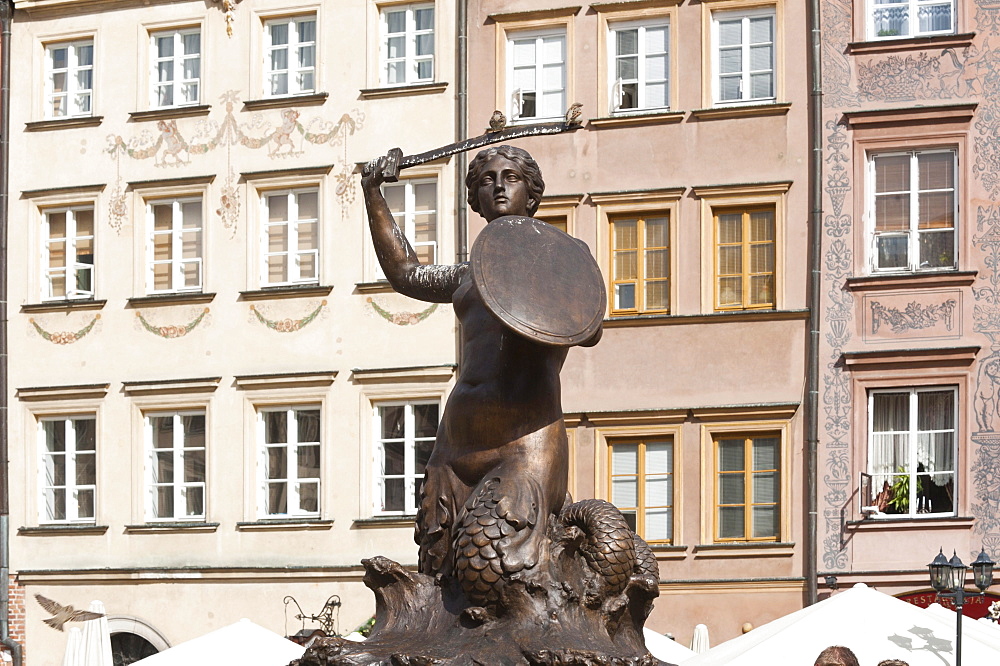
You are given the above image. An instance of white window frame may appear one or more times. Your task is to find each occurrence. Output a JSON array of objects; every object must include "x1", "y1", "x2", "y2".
[
  {"x1": 144, "y1": 410, "x2": 206, "y2": 521},
  {"x1": 867, "y1": 0, "x2": 955, "y2": 41},
  {"x1": 45, "y1": 39, "x2": 94, "y2": 119},
  {"x1": 506, "y1": 28, "x2": 567, "y2": 122},
  {"x1": 379, "y1": 3, "x2": 435, "y2": 86},
  {"x1": 260, "y1": 188, "x2": 320, "y2": 287},
  {"x1": 146, "y1": 197, "x2": 203, "y2": 294},
  {"x1": 867, "y1": 387, "x2": 958, "y2": 518},
  {"x1": 264, "y1": 14, "x2": 317, "y2": 97},
  {"x1": 608, "y1": 19, "x2": 670, "y2": 114},
  {"x1": 380, "y1": 177, "x2": 438, "y2": 277},
  {"x1": 257, "y1": 406, "x2": 321, "y2": 518},
  {"x1": 372, "y1": 400, "x2": 438, "y2": 516},
  {"x1": 42, "y1": 206, "x2": 95, "y2": 301},
  {"x1": 150, "y1": 27, "x2": 201, "y2": 109},
  {"x1": 710, "y1": 7, "x2": 776, "y2": 107},
  {"x1": 866, "y1": 148, "x2": 958, "y2": 274},
  {"x1": 38, "y1": 416, "x2": 97, "y2": 524}
]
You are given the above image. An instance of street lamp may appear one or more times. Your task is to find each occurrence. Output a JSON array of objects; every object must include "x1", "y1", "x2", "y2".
[{"x1": 927, "y1": 547, "x2": 995, "y2": 666}]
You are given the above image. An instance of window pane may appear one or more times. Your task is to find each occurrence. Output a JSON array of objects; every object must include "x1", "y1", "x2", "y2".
[
  {"x1": 877, "y1": 235, "x2": 909, "y2": 269},
  {"x1": 269, "y1": 482, "x2": 287, "y2": 514},
  {"x1": 265, "y1": 411, "x2": 287, "y2": 444},
  {"x1": 184, "y1": 449, "x2": 205, "y2": 483},
  {"x1": 873, "y1": 392, "x2": 909, "y2": 431},
  {"x1": 299, "y1": 482, "x2": 318, "y2": 513},
  {"x1": 183, "y1": 414, "x2": 205, "y2": 449},
  {"x1": 919, "y1": 230, "x2": 955, "y2": 269},
  {"x1": 718, "y1": 439, "x2": 745, "y2": 471},
  {"x1": 719, "y1": 506, "x2": 744, "y2": 538},
  {"x1": 297, "y1": 445, "x2": 320, "y2": 478},
  {"x1": 383, "y1": 478, "x2": 404, "y2": 512},
  {"x1": 380, "y1": 405, "x2": 404, "y2": 439},
  {"x1": 719, "y1": 473, "x2": 745, "y2": 504},
  {"x1": 268, "y1": 446, "x2": 287, "y2": 479},
  {"x1": 645, "y1": 508, "x2": 671, "y2": 542},
  {"x1": 383, "y1": 441, "x2": 405, "y2": 476},
  {"x1": 616, "y1": 283, "x2": 636, "y2": 310},
  {"x1": 415, "y1": 8, "x2": 434, "y2": 31},
  {"x1": 612, "y1": 478, "x2": 638, "y2": 508},
  {"x1": 876, "y1": 155, "x2": 910, "y2": 192},
  {"x1": 919, "y1": 152, "x2": 954, "y2": 190},
  {"x1": 414, "y1": 404, "x2": 439, "y2": 438},
  {"x1": 612, "y1": 444, "x2": 638, "y2": 474},
  {"x1": 919, "y1": 192, "x2": 954, "y2": 229},
  {"x1": 918, "y1": 391, "x2": 955, "y2": 430},
  {"x1": 752, "y1": 506, "x2": 778, "y2": 538},
  {"x1": 186, "y1": 487, "x2": 204, "y2": 516},
  {"x1": 297, "y1": 409, "x2": 320, "y2": 443}
]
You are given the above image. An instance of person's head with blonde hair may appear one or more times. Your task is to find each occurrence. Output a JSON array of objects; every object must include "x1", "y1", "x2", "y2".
[{"x1": 814, "y1": 645, "x2": 860, "y2": 666}]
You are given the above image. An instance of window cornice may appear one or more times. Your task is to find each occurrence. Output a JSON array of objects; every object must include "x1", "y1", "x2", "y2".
[
  {"x1": 122, "y1": 377, "x2": 221, "y2": 396},
  {"x1": 841, "y1": 345, "x2": 980, "y2": 371},
  {"x1": 16, "y1": 383, "x2": 109, "y2": 402},
  {"x1": 591, "y1": 0, "x2": 682, "y2": 12},
  {"x1": 352, "y1": 365, "x2": 456, "y2": 384},
  {"x1": 128, "y1": 105, "x2": 212, "y2": 123},
  {"x1": 488, "y1": 6, "x2": 582, "y2": 22},
  {"x1": 692, "y1": 181, "x2": 792, "y2": 199},
  {"x1": 233, "y1": 371, "x2": 338, "y2": 391},
  {"x1": 842, "y1": 102, "x2": 977, "y2": 129},
  {"x1": 21, "y1": 183, "x2": 106, "y2": 200},
  {"x1": 242, "y1": 93, "x2": 330, "y2": 111},
  {"x1": 25, "y1": 116, "x2": 104, "y2": 132},
  {"x1": 847, "y1": 32, "x2": 975, "y2": 55},
  {"x1": 591, "y1": 187, "x2": 685, "y2": 205}
]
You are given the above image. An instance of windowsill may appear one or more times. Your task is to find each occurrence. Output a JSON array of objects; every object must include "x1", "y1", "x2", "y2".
[
  {"x1": 604, "y1": 309, "x2": 809, "y2": 327},
  {"x1": 359, "y1": 81, "x2": 449, "y2": 100},
  {"x1": 846, "y1": 515, "x2": 974, "y2": 530},
  {"x1": 129, "y1": 105, "x2": 212, "y2": 122},
  {"x1": 19, "y1": 524, "x2": 108, "y2": 536},
  {"x1": 22, "y1": 299, "x2": 106, "y2": 313},
  {"x1": 236, "y1": 518, "x2": 333, "y2": 531},
  {"x1": 694, "y1": 541, "x2": 795, "y2": 558},
  {"x1": 690, "y1": 102, "x2": 791, "y2": 121},
  {"x1": 239, "y1": 284, "x2": 333, "y2": 300},
  {"x1": 650, "y1": 544, "x2": 689, "y2": 559},
  {"x1": 353, "y1": 516, "x2": 415, "y2": 529},
  {"x1": 845, "y1": 270, "x2": 976, "y2": 291},
  {"x1": 355, "y1": 280, "x2": 394, "y2": 294},
  {"x1": 243, "y1": 92, "x2": 330, "y2": 110},
  {"x1": 127, "y1": 292, "x2": 215, "y2": 308},
  {"x1": 590, "y1": 110, "x2": 685, "y2": 128},
  {"x1": 125, "y1": 522, "x2": 219, "y2": 534},
  {"x1": 25, "y1": 116, "x2": 104, "y2": 132},
  {"x1": 847, "y1": 32, "x2": 975, "y2": 55}
]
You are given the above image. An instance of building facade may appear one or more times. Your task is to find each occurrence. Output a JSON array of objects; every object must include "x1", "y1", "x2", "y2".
[
  {"x1": 815, "y1": 0, "x2": 1000, "y2": 617},
  {"x1": 5, "y1": 1, "x2": 459, "y2": 663},
  {"x1": 466, "y1": 0, "x2": 811, "y2": 646}
]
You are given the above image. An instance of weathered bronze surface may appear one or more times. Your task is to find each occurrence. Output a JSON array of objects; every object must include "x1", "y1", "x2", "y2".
[
  {"x1": 471, "y1": 216, "x2": 605, "y2": 347},
  {"x1": 292, "y1": 143, "x2": 667, "y2": 666}
]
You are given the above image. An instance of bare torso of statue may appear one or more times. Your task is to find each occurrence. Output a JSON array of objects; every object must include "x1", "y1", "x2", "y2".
[{"x1": 361, "y1": 145, "x2": 599, "y2": 617}]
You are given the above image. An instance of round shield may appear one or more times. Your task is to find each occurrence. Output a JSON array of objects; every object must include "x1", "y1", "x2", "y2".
[{"x1": 471, "y1": 215, "x2": 605, "y2": 346}]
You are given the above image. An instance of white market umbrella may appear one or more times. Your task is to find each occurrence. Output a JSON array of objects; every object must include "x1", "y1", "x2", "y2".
[
  {"x1": 924, "y1": 602, "x2": 1000, "y2": 650},
  {"x1": 132, "y1": 618, "x2": 304, "y2": 666},
  {"x1": 678, "y1": 583, "x2": 1000, "y2": 666},
  {"x1": 80, "y1": 601, "x2": 112, "y2": 666},
  {"x1": 643, "y1": 627, "x2": 696, "y2": 664},
  {"x1": 689, "y1": 624, "x2": 709, "y2": 653},
  {"x1": 61, "y1": 627, "x2": 83, "y2": 666}
]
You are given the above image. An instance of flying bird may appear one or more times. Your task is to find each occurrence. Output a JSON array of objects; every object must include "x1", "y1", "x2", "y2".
[
  {"x1": 34, "y1": 594, "x2": 103, "y2": 631},
  {"x1": 488, "y1": 110, "x2": 506, "y2": 133},
  {"x1": 564, "y1": 102, "x2": 583, "y2": 126}
]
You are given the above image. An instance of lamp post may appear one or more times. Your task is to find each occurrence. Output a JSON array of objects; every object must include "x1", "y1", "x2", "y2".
[{"x1": 928, "y1": 547, "x2": 996, "y2": 666}]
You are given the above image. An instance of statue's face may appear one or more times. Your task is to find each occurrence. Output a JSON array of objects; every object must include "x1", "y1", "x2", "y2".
[{"x1": 476, "y1": 155, "x2": 531, "y2": 222}]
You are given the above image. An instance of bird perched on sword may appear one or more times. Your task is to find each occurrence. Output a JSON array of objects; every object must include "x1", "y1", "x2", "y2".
[
  {"x1": 34, "y1": 594, "x2": 103, "y2": 631},
  {"x1": 488, "y1": 110, "x2": 506, "y2": 133}
]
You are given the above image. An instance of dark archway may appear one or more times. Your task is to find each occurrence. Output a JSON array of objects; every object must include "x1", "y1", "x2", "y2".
[{"x1": 111, "y1": 632, "x2": 159, "y2": 666}]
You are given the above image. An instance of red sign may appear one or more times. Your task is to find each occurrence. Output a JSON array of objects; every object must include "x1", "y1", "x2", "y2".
[{"x1": 895, "y1": 588, "x2": 1000, "y2": 620}]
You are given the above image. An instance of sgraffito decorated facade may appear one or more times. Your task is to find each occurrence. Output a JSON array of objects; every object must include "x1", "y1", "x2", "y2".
[{"x1": 818, "y1": 0, "x2": 1000, "y2": 594}]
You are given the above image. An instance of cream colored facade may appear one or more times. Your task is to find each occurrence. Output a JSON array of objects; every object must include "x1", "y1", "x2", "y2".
[
  {"x1": 6, "y1": 1, "x2": 458, "y2": 663},
  {"x1": 466, "y1": 0, "x2": 811, "y2": 646}
]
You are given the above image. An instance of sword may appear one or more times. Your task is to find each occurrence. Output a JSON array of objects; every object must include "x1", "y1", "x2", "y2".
[{"x1": 377, "y1": 108, "x2": 583, "y2": 183}]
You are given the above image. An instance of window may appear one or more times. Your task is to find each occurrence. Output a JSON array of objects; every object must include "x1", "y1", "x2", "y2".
[
  {"x1": 259, "y1": 407, "x2": 321, "y2": 517},
  {"x1": 711, "y1": 8, "x2": 775, "y2": 106},
  {"x1": 151, "y1": 28, "x2": 201, "y2": 108},
  {"x1": 868, "y1": 388, "x2": 956, "y2": 517},
  {"x1": 714, "y1": 206, "x2": 775, "y2": 310},
  {"x1": 610, "y1": 213, "x2": 669, "y2": 315},
  {"x1": 714, "y1": 432, "x2": 780, "y2": 542},
  {"x1": 39, "y1": 416, "x2": 96, "y2": 523},
  {"x1": 147, "y1": 198, "x2": 203, "y2": 294},
  {"x1": 264, "y1": 15, "x2": 316, "y2": 96},
  {"x1": 380, "y1": 3, "x2": 435, "y2": 85},
  {"x1": 507, "y1": 29, "x2": 566, "y2": 121},
  {"x1": 608, "y1": 20, "x2": 669, "y2": 113},
  {"x1": 382, "y1": 178, "x2": 437, "y2": 270},
  {"x1": 374, "y1": 401, "x2": 438, "y2": 515},
  {"x1": 43, "y1": 206, "x2": 94, "y2": 301},
  {"x1": 145, "y1": 411, "x2": 206, "y2": 520},
  {"x1": 262, "y1": 189, "x2": 319, "y2": 286},
  {"x1": 868, "y1": 149, "x2": 957, "y2": 273},
  {"x1": 868, "y1": 0, "x2": 954, "y2": 40},
  {"x1": 45, "y1": 40, "x2": 93, "y2": 118},
  {"x1": 609, "y1": 438, "x2": 673, "y2": 543}
]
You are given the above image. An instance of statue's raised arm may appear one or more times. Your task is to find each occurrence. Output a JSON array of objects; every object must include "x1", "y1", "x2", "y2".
[{"x1": 361, "y1": 153, "x2": 464, "y2": 303}]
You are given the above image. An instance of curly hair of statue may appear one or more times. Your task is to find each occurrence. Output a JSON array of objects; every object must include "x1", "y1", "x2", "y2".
[{"x1": 294, "y1": 145, "x2": 666, "y2": 666}]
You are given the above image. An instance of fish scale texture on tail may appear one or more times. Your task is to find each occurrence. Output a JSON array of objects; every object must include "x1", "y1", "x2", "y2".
[{"x1": 560, "y1": 499, "x2": 637, "y2": 595}]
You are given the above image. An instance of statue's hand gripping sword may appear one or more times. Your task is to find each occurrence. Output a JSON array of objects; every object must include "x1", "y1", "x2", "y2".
[{"x1": 374, "y1": 105, "x2": 584, "y2": 182}]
